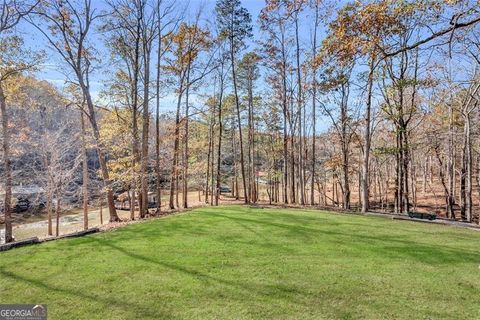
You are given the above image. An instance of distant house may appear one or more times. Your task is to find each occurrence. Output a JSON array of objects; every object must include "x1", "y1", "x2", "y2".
[{"x1": 0, "y1": 185, "x2": 45, "y2": 212}]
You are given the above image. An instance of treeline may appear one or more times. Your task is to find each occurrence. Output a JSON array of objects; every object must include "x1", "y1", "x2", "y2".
[{"x1": 1, "y1": 0, "x2": 480, "y2": 243}]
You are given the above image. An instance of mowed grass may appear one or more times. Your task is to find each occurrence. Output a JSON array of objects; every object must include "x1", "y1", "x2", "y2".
[{"x1": 0, "y1": 206, "x2": 479, "y2": 319}]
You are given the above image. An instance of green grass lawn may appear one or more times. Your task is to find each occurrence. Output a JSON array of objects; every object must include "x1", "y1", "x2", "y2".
[{"x1": 1, "y1": 205, "x2": 479, "y2": 319}]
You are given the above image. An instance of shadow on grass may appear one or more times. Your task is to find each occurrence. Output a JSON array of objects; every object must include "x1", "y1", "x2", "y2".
[
  {"x1": 87, "y1": 237, "x2": 310, "y2": 306},
  {"x1": 64, "y1": 206, "x2": 480, "y2": 267},
  {"x1": 39, "y1": 207, "x2": 480, "y2": 268},
  {"x1": 0, "y1": 267, "x2": 171, "y2": 319},
  {"x1": 209, "y1": 212, "x2": 480, "y2": 265},
  {"x1": 2, "y1": 205, "x2": 479, "y2": 319}
]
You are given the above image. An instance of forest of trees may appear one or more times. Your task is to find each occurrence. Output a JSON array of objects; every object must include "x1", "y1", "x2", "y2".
[{"x1": 1, "y1": 0, "x2": 480, "y2": 243}]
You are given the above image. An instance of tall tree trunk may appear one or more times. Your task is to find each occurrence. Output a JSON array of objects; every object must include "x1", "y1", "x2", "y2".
[
  {"x1": 294, "y1": 16, "x2": 304, "y2": 206},
  {"x1": 155, "y1": 14, "x2": 162, "y2": 214},
  {"x1": 215, "y1": 72, "x2": 224, "y2": 206},
  {"x1": 0, "y1": 84, "x2": 13, "y2": 243},
  {"x1": 206, "y1": 109, "x2": 214, "y2": 204},
  {"x1": 361, "y1": 56, "x2": 375, "y2": 213},
  {"x1": 181, "y1": 130, "x2": 186, "y2": 208},
  {"x1": 281, "y1": 30, "x2": 289, "y2": 204},
  {"x1": 290, "y1": 135, "x2": 296, "y2": 204},
  {"x1": 40, "y1": 106, "x2": 53, "y2": 236},
  {"x1": 131, "y1": 17, "x2": 141, "y2": 221},
  {"x1": 247, "y1": 77, "x2": 257, "y2": 203},
  {"x1": 230, "y1": 37, "x2": 248, "y2": 203},
  {"x1": 310, "y1": 2, "x2": 319, "y2": 206},
  {"x1": 402, "y1": 124, "x2": 410, "y2": 214},
  {"x1": 210, "y1": 137, "x2": 215, "y2": 205},
  {"x1": 447, "y1": 101, "x2": 455, "y2": 218},
  {"x1": 169, "y1": 80, "x2": 184, "y2": 209},
  {"x1": 342, "y1": 144, "x2": 350, "y2": 210},
  {"x1": 140, "y1": 48, "x2": 151, "y2": 218},
  {"x1": 247, "y1": 85, "x2": 253, "y2": 203},
  {"x1": 462, "y1": 113, "x2": 473, "y2": 221},
  {"x1": 340, "y1": 86, "x2": 350, "y2": 210},
  {"x1": 394, "y1": 130, "x2": 401, "y2": 213},
  {"x1": 81, "y1": 113, "x2": 89, "y2": 230},
  {"x1": 231, "y1": 120, "x2": 239, "y2": 200},
  {"x1": 460, "y1": 125, "x2": 467, "y2": 220},
  {"x1": 55, "y1": 198, "x2": 61, "y2": 237},
  {"x1": 175, "y1": 162, "x2": 180, "y2": 208},
  {"x1": 183, "y1": 60, "x2": 192, "y2": 209}
]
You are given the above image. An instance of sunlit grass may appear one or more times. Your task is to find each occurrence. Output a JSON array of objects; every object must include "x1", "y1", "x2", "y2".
[{"x1": 1, "y1": 205, "x2": 479, "y2": 319}]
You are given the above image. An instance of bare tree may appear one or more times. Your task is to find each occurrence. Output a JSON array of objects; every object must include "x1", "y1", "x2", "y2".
[
  {"x1": 31, "y1": 0, "x2": 120, "y2": 221},
  {"x1": 215, "y1": 0, "x2": 252, "y2": 203}
]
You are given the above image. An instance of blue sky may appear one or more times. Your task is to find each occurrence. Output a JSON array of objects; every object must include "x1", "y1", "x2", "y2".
[
  {"x1": 17, "y1": 0, "x2": 332, "y2": 132},
  {"x1": 23, "y1": 0, "x2": 264, "y2": 97},
  {"x1": 17, "y1": 1, "x2": 267, "y2": 116}
]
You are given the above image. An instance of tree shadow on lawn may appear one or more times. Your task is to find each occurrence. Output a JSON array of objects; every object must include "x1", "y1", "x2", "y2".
[
  {"x1": 249, "y1": 208, "x2": 451, "y2": 235},
  {"x1": 209, "y1": 213, "x2": 480, "y2": 266},
  {"x1": 210, "y1": 209, "x2": 393, "y2": 236},
  {"x1": 0, "y1": 267, "x2": 171, "y2": 319},
  {"x1": 220, "y1": 207, "x2": 339, "y2": 225},
  {"x1": 209, "y1": 214, "x2": 300, "y2": 254},
  {"x1": 87, "y1": 237, "x2": 312, "y2": 307},
  {"x1": 3, "y1": 208, "x2": 478, "y2": 319},
  {"x1": 238, "y1": 206, "x2": 478, "y2": 239},
  {"x1": 70, "y1": 208, "x2": 480, "y2": 267},
  {"x1": 19, "y1": 207, "x2": 480, "y2": 268},
  {"x1": 83, "y1": 232, "x2": 480, "y2": 318}
]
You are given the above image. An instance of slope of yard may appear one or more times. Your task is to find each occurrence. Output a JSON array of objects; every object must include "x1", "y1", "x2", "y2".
[{"x1": 0, "y1": 205, "x2": 479, "y2": 319}]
